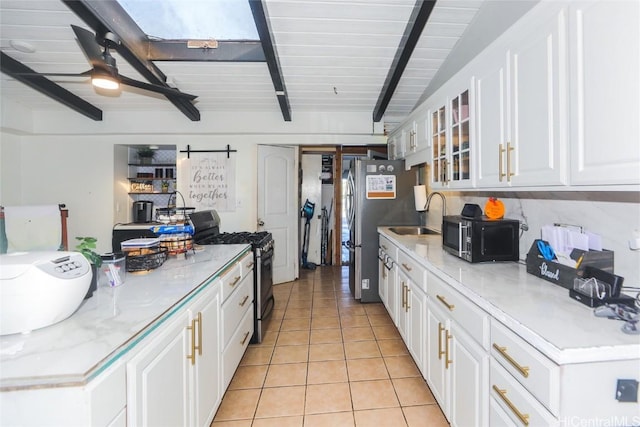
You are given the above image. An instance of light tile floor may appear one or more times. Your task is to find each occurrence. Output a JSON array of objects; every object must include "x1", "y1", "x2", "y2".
[{"x1": 211, "y1": 266, "x2": 449, "y2": 427}]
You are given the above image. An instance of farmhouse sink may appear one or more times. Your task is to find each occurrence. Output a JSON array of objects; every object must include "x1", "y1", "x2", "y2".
[{"x1": 388, "y1": 226, "x2": 440, "y2": 236}]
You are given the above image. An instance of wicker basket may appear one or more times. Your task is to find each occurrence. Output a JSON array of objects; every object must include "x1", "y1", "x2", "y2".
[{"x1": 125, "y1": 247, "x2": 168, "y2": 272}]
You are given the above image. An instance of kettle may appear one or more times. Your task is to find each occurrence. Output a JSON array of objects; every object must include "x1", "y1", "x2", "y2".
[{"x1": 132, "y1": 200, "x2": 154, "y2": 223}]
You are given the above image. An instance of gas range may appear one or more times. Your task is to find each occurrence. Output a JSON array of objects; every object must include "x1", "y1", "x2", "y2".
[
  {"x1": 189, "y1": 210, "x2": 275, "y2": 344},
  {"x1": 194, "y1": 231, "x2": 273, "y2": 254}
]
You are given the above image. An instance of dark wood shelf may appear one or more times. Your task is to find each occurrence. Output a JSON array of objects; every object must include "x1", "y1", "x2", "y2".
[
  {"x1": 128, "y1": 178, "x2": 177, "y2": 181},
  {"x1": 128, "y1": 163, "x2": 176, "y2": 167}
]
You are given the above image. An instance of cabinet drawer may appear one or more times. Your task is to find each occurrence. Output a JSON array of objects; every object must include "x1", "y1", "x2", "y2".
[
  {"x1": 490, "y1": 320, "x2": 559, "y2": 415},
  {"x1": 222, "y1": 304, "x2": 254, "y2": 389},
  {"x1": 221, "y1": 274, "x2": 254, "y2": 348},
  {"x1": 219, "y1": 261, "x2": 244, "y2": 303},
  {"x1": 239, "y1": 251, "x2": 255, "y2": 276},
  {"x1": 490, "y1": 360, "x2": 558, "y2": 426},
  {"x1": 379, "y1": 235, "x2": 397, "y2": 261},
  {"x1": 428, "y1": 272, "x2": 489, "y2": 349},
  {"x1": 397, "y1": 250, "x2": 426, "y2": 292},
  {"x1": 88, "y1": 361, "x2": 126, "y2": 427}
]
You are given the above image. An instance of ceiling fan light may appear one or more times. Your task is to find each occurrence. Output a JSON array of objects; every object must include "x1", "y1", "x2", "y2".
[{"x1": 91, "y1": 70, "x2": 120, "y2": 90}]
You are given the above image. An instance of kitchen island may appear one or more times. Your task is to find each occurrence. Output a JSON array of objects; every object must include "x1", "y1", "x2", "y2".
[
  {"x1": 378, "y1": 227, "x2": 640, "y2": 426},
  {"x1": 1, "y1": 244, "x2": 253, "y2": 427}
]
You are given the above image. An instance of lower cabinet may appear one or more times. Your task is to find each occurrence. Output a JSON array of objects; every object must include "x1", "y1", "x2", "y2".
[
  {"x1": 426, "y1": 295, "x2": 489, "y2": 427},
  {"x1": 127, "y1": 283, "x2": 221, "y2": 427},
  {"x1": 127, "y1": 311, "x2": 192, "y2": 427}
]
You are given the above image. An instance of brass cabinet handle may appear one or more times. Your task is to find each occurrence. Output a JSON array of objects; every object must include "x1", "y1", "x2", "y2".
[
  {"x1": 499, "y1": 143, "x2": 506, "y2": 182},
  {"x1": 492, "y1": 385, "x2": 530, "y2": 426},
  {"x1": 438, "y1": 323, "x2": 445, "y2": 360},
  {"x1": 247, "y1": 262, "x2": 255, "y2": 269},
  {"x1": 381, "y1": 244, "x2": 388, "y2": 251},
  {"x1": 240, "y1": 331, "x2": 251, "y2": 346},
  {"x1": 405, "y1": 287, "x2": 411, "y2": 312},
  {"x1": 195, "y1": 312, "x2": 202, "y2": 356},
  {"x1": 436, "y1": 294, "x2": 455, "y2": 311},
  {"x1": 401, "y1": 282, "x2": 406, "y2": 308},
  {"x1": 445, "y1": 330, "x2": 452, "y2": 369},
  {"x1": 186, "y1": 319, "x2": 197, "y2": 365},
  {"x1": 239, "y1": 295, "x2": 250, "y2": 307},
  {"x1": 506, "y1": 142, "x2": 515, "y2": 181},
  {"x1": 230, "y1": 275, "x2": 241, "y2": 287},
  {"x1": 492, "y1": 343, "x2": 530, "y2": 378},
  {"x1": 401, "y1": 262, "x2": 412, "y2": 272}
]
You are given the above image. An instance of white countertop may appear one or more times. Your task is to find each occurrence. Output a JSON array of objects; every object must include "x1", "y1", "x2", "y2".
[
  {"x1": 0, "y1": 244, "x2": 250, "y2": 390},
  {"x1": 378, "y1": 227, "x2": 640, "y2": 365}
]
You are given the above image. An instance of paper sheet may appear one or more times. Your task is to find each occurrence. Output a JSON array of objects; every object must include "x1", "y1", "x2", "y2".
[{"x1": 4, "y1": 205, "x2": 62, "y2": 252}]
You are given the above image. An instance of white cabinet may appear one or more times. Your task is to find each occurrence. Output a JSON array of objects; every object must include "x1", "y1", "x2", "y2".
[
  {"x1": 475, "y1": 3, "x2": 568, "y2": 188},
  {"x1": 0, "y1": 360, "x2": 127, "y2": 427},
  {"x1": 425, "y1": 271, "x2": 489, "y2": 427},
  {"x1": 220, "y1": 252, "x2": 255, "y2": 390},
  {"x1": 429, "y1": 83, "x2": 473, "y2": 189},
  {"x1": 127, "y1": 311, "x2": 191, "y2": 427},
  {"x1": 396, "y1": 251, "x2": 427, "y2": 376},
  {"x1": 568, "y1": 0, "x2": 640, "y2": 185},
  {"x1": 127, "y1": 284, "x2": 222, "y2": 427},
  {"x1": 191, "y1": 286, "x2": 222, "y2": 427},
  {"x1": 378, "y1": 235, "x2": 398, "y2": 324}
]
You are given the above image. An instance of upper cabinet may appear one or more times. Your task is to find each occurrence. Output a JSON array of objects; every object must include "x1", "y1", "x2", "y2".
[
  {"x1": 430, "y1": 80, "x2": 473, "y2": 189},
  {"x1": 475, "y1": 4, "x2": 568, "y2": 188},
  {"x1": 568, "y1": 0, "x2": 640, "y2": 185},
  {"x1": 393, "y1": 0, "x2": 638, "y2": 190}
]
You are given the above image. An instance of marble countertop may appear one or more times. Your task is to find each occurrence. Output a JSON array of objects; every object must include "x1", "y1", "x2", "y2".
[
  {"x1": 378, "y1": 227, "x2": 640, "y2": 365},
  {"x1": 0, "y1": 244, "x2": 250, "y2": 390}
]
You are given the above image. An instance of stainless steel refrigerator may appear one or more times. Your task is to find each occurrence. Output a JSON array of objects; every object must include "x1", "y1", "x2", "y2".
[{"x1": 345, "y1": 159, "x2": 419, "y2": 302}]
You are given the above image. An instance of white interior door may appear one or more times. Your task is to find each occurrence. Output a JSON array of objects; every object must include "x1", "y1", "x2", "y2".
[{"x1": 257, "y1": 145, "x2": 298, "y2": 284}]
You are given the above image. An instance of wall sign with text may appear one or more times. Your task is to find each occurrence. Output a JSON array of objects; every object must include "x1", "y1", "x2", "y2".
[{"x1": 177, "y1": 153, "x2": 236, "y2": 212}]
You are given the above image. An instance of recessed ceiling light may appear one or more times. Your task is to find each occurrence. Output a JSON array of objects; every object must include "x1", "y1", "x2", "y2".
[{"x1": 9, "y1": 40, "x2": 36, "y2": 53}]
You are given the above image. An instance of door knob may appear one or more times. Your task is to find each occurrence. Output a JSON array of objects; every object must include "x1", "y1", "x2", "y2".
[{"x1": 258, "y1": 219, "x2": 265, "y2": 227}]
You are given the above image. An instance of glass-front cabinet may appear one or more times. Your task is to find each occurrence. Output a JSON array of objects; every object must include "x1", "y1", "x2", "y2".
[
  {"x1": 430, "y1": 87, "x2": 472, "y2": 188},
  {"x1": 450, "y1": 90, "x2": 470, "y2": 183},
  {"x1": 431, "y1": 106, "x2": 447, "y2": 185}
]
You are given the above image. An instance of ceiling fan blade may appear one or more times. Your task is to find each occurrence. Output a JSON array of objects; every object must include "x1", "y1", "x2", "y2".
[
  {"x1": 12, "y1": 70, "x2": 91, "y2": 78},
  {"x1": 119, "y1": 75, "x2": 198, "y2": 100},
  {"x1": 71, "y1": 25, "x2": 106, "y2": 68}
]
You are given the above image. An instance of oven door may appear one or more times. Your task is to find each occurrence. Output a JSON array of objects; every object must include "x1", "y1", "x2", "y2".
[{"x1": 253, "y1": 246, "x2": 274, "y2": 343}]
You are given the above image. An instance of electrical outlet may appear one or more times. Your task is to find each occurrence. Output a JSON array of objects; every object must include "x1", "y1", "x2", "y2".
[
  {"x1": 362, "y1": 279, "x2": 369, "y2": 290},
  {"x1": 616, "y1": 379, "x2": 639, "y2": 402}
]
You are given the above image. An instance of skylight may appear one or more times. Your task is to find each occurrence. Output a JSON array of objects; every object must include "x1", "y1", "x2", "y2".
[{"x1": 117, "y1": 0, "x2": 259, "y2": 40}]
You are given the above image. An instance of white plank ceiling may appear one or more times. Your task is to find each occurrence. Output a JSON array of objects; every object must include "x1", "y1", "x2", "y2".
[{"x1": 0, "y1": 0, "x2": 483, "y2": 133}]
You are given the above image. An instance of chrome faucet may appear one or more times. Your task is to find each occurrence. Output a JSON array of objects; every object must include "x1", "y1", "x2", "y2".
[{"x1": 424, "y1": 191, "x2": 447, "y2": 217}]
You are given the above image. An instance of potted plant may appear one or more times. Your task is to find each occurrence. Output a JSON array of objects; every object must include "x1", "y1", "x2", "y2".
[
  {"x1": 161, "y1": 180, "x2": 170, "y2": 193},
  {"x1": 137, "y1": 147, "x2": 155, "y2": 165},
  {"x1": 75, "y1": 236, "x2": 102, "y2": 299}
]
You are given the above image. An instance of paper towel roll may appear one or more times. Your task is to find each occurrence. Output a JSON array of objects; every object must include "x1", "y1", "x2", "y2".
[{"x1": 413, "y1": 185, "x2": 427, "y2": 211}]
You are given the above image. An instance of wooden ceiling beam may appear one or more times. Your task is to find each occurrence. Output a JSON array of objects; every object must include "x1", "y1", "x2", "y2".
[
  {"x1": 250, "y1": 0, "x2": 291, "y2": 121},
  {"x1": 0, "y1": 52, "x2": 103, "y2": 121},
  {"x1": 372, "y1": 0, "x2": 437, "y2": 122},
  {"x1": 62, "y1": 0, "x2": 200, "y2": 121},
  {"x1": 148, "y1": 40, "x2": 266, "y2": 62}
]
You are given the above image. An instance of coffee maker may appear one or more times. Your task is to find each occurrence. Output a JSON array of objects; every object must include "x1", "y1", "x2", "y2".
[{"x1": 132, "y1": 200, "x2": 154, "y2": 223}]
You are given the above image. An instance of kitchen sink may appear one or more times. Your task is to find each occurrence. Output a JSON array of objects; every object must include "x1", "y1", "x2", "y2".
[{"x1": 388, "y1": 226, "x2": 440, "y2": 236}]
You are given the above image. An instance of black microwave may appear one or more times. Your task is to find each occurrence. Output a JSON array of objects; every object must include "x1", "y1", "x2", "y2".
[{"x1": 442, "y1": 215, "x2": 520, "y2": 263}]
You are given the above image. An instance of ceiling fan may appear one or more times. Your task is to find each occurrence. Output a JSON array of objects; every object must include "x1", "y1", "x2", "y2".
[{"x1": 13, "y1": 25, "x2": 197, "y2": 101}]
